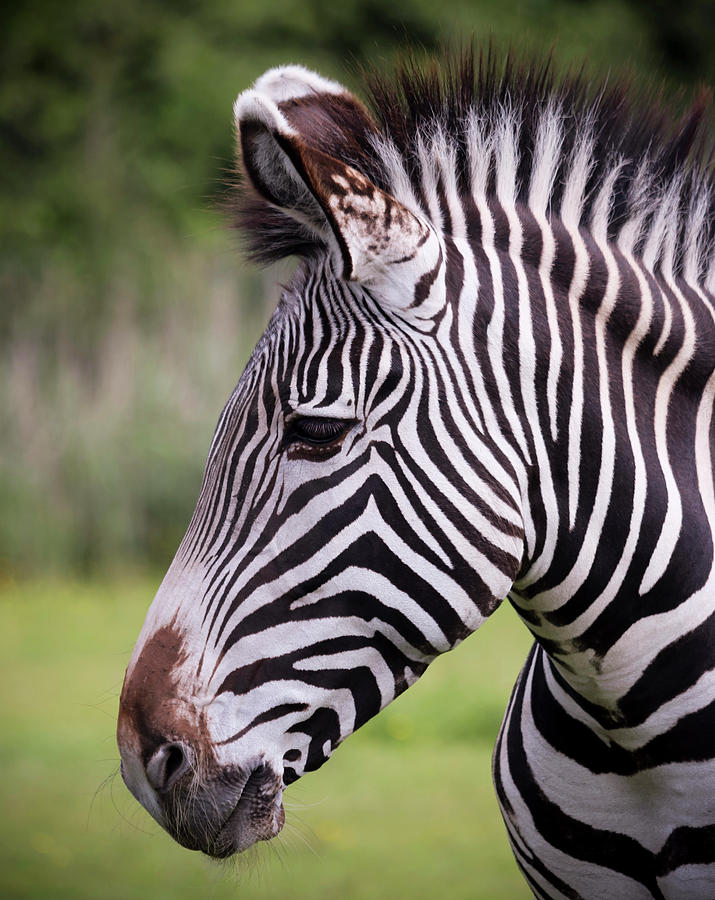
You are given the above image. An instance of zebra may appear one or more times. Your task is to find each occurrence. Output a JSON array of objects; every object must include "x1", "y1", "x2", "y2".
[{"x1": 116, "y1": 48, "x2": 715, "y2": 899}]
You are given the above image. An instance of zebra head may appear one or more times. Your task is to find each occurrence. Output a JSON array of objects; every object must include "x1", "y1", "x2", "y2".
[{"x1": 117, "y1": 66, "x2": 524, "y2": 858}]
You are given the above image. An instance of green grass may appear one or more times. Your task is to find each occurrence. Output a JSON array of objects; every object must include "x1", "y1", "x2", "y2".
[{"x1": 0, "y1": 576, "x2": 533, "y2": 899}]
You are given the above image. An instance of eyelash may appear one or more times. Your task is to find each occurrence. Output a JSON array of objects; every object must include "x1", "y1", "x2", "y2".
[{"x1": 284, "y1": 417, "x2": 353, "y2": 450}]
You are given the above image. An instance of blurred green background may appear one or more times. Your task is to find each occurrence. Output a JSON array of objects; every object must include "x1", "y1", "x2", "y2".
[{"x1": 1, "y1": 1, "x2": 712, "y2": 898}]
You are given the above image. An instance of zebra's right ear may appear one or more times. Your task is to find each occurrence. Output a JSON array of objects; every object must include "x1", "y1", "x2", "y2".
[{"x1": 235, "y1": 71, "x2": 439, "y2": 298}]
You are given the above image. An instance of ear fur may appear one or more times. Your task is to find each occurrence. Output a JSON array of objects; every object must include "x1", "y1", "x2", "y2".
[
  {"x1": 235, "y1": 68, "x2": 440, "y2": 298},
  {"x1": 235, "y1": 91, "x2": 329, "y2": 239}
]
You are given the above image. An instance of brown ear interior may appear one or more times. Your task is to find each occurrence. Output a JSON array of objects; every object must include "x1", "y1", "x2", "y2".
[
  {"x1": 238, "y1": 113, "x2": 371, "y2": 278},
  {"x1": 277, "y1": 92, "x2": 379, "y2": 167},
  {"x1": 272, "y1": 137, "x2": 358, "y2": 278}
]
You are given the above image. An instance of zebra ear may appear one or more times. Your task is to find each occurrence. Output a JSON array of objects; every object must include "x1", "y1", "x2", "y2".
[
  {"x1": 235, "y1": 89, "x2": 330, "y2": 242},
  {"x1": 235, "y1": 72, "x2": 435, "y2": 289}
]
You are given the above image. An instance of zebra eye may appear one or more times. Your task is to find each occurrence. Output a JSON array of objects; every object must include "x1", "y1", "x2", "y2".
[{"x1": 286, "y1": 417, "x2": 352, "y2": 447}]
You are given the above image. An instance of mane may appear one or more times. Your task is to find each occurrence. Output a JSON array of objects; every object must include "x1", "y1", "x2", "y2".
[{"x1": 232, "y1": 45, "x2": 715, "y2": 288}]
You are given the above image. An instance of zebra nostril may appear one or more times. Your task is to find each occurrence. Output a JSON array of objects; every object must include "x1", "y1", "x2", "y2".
[{"x1": 146, "y1": 741, "x2": 193, "y2": 794}]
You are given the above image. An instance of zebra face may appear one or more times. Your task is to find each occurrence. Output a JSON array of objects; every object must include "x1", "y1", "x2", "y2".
[{"x1": 117, "y1": 67, "x2": 524, "y2": 858}]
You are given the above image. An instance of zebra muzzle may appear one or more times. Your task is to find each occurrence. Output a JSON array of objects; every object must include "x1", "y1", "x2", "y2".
[
  {"x1": 151, "y1": 758, "x2": 285, "y2": 858},
  {"x1": 119, "y1": 732, "x2": 285, "y2": 857}
]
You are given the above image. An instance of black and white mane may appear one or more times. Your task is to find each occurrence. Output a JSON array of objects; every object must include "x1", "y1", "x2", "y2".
[{"x1": 232, "y1": 47, "x2": 714, "y2": 291}]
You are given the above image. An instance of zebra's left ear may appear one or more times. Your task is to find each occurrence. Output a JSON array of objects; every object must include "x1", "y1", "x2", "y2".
[{"x1": 235, "y1": 70, "x2": 440, "y2": 301}]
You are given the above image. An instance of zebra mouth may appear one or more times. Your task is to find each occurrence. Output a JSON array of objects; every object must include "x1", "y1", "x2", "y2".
[{"x1": 204, "y1": 763, "x2": 285, "y2": 859}]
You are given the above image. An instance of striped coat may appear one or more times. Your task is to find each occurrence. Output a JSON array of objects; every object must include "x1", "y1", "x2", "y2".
[{"x1": 117, "y1": 50, "x2": 715, "y2": 898}]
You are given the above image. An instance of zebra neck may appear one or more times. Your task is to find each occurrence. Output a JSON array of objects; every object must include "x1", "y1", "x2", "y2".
[{"x1": 461, "y1": 210, "x2": 715, "y2": 730}]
